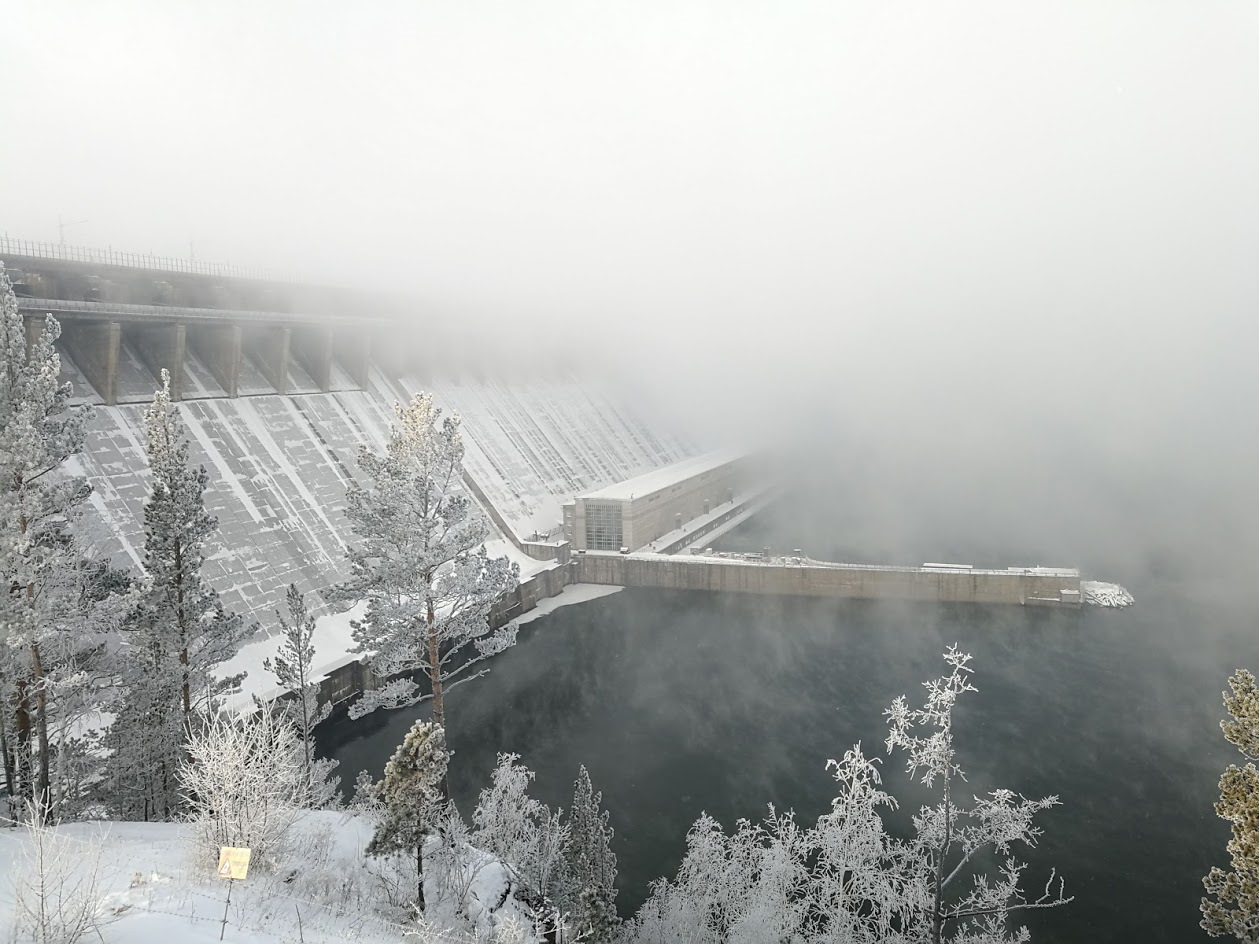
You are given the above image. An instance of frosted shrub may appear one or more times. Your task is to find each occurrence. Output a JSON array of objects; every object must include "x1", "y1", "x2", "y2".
[
  {"x1": 179, "y1": 708, "x2": 308, "y2": 869},
  {"x1": 10, "y1": 802, "x2": 109, "y2": 944}
]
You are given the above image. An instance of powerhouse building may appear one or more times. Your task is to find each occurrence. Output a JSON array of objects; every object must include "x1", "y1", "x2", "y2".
[{"x1": 564, "y1": 450, "x2": 747, "y2": 552}]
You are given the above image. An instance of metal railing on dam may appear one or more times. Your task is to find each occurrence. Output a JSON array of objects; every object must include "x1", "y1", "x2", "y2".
[
  {"x1": 573, "y1": 551, "x2": 1083, "y2": 607},
  {"x1": 16, "y1": 295, "x2": 369, "y2": 327},
  {"x1": 0, "y1": 235, "x2": 287, "y2": 282}
]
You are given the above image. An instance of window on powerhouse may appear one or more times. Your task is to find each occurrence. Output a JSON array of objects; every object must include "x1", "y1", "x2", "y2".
[{"x1": 585, "y1": 501, "x2": 624, "y2": 551}]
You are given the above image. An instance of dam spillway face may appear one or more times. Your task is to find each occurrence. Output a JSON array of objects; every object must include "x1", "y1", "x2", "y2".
[{"x1": 70, "y1": 365, "x2": 694, "y2": 627}]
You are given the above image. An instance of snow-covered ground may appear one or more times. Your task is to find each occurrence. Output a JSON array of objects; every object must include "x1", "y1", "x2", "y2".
[
  {"x1": 514, "y1": 583, "x2": 623, "y2": 628},
  {"x1": 218, "y1": 603, "x2": 367, "y2": 711},
  {"x1": 0, "y1": 813, "x2": 541, "y2": 944}
]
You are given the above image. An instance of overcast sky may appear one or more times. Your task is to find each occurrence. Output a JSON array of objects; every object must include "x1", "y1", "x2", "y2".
[{"x1": 5, "y1": 3, "x2": 1258, "y2": 486}]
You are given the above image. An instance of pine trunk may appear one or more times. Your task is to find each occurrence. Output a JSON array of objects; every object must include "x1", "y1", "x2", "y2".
[
  {"x1": 931, "y1": 778, "x2": 952, "y2": 944},
  {"x1": 0, "y1": 704, "x2": 14, "y2": 798},
  {"x1": 426, "y1": 600, "x2": 444, "y2": 729},
  {"x1": 424, "y1": 593, "x2": 449, "y2": 801},
  {"x1": 14, "y1": 681, "x2": 31, "y2": 800},
  {"x1": 30, "y1": 641, "x2": 51, "y2": 817},
  {"x1": 416, "y1": 843, "x2": 426, "y2": 912},
  {"x1": 176, "y1": 540, "x2": 192, "y2": 722}
]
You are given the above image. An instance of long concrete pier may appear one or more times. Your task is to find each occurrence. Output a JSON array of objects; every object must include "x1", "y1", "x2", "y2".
[{"x1": 573, "y1": 551, "x2": 1082, "y2": 607}]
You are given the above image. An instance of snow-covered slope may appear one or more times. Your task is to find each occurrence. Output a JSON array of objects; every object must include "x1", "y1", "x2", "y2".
[{"x1": 0, "y1": 813, "x2": 542, "y2": 944}]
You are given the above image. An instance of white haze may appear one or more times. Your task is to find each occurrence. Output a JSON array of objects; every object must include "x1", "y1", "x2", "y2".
[{"x1": 4, "y1": 1, "x2": 1259, "y2": 578}]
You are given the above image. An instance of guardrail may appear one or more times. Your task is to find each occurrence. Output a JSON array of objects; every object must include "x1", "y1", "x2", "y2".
[
  {"x1": 16, "y1": 296, "x2": 377, "y2": 326},
  {"x1": 0, "y1": 235, "x2": 286, "y2": 282}
]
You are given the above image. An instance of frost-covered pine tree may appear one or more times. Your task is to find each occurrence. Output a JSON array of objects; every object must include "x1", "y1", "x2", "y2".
[
  {"x1": 35, "y1": 531, "x2": 132, "y2": 821},
  {"x1": 559, "y1": 766, "x2": 619, "y2": 943},
  {"x1": 264, "y1": 584, "x2": 340, "y2": 806},
  {"x1": 1201, "y1": 668, "x2": 1259, "y2": 941},
  {"x1": 623, "y1": 648, "x2": 1070, "y2": 944},
  {"x1": 107, "y1": 370, "x2": 254, "y2": 819},
  {"x1": 0, "y1": 263, "x2": 92, "y2": 816},
  {"x1": 366, "y1": 719, "x2": 451, "y2": 910},
  {"x1": 0, "y1": 530, "x2": 128, "y2": 821},
  {"x1": 139, "y1": 369, "x2": 252, "y2": 719},
  {"x1": 340, "y1": 393, "x2": 519, "y2": 730}
]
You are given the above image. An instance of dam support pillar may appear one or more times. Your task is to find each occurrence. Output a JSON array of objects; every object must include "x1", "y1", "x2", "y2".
[
  {"x1": 293, "y1": 324, "x2": 335, "y2": 391},
  {"x1": 188, "y1": 323, "x2": 241, "y2": 398},
  {"x1": 61, "y1": 320, "x2": 120, "y2": 404},
  {"x1": 129, "y1": 322, "x2": 186, "y2": 399},
  {"x1": 370, "y1": 325, "x2": 407, "y2": 381},
  {"x1": 338, "y1": 329, "x2": 371, "y2": 389},
  {"x1": 23, "y1": 316, "x2": 45, "y2": 357},
  {"x1": 252, "y1": 326, "x2": 291, "y2": 395}
]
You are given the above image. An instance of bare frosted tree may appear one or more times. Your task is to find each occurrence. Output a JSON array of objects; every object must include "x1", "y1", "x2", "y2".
[
  {"x1": 9, "y1": 798, "x2": 110, "y2": 944},
  {"x1": 623, "y1": 648, "x2": 1071, "y2": 944},
  {"x1": 883, "y1": 646, "x2": 1070, "y2": 943},
  {"x1": 472, "y1": 753, "x2": 569, "y2": 907},
  {"x1": 179, "y1": 708, "x2": 308, "y2": 869},
  {"x1": 340, "y1": 393, "x2": 519, "y2": 729}
]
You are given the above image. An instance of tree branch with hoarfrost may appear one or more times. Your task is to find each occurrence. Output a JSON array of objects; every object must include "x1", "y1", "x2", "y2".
[
  {"x1": 338, "y1": 393, "x2": 519, "y2": 732},
  {"x1": 622, "y1": 647, "x2": 1070, "y2": 944}
]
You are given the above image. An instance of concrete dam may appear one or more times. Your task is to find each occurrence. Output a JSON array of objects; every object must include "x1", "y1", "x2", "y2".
[{"x1": 4, "y1": 239, "x2": 1114, "y2": 706}]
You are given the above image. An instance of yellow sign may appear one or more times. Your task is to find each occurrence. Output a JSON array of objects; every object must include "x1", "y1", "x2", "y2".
[{"x1": 216, "y1": 847, "x2": 251, "y2": 881}]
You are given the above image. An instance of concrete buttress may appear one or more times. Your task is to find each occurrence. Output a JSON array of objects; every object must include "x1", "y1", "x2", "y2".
[
  {"x1": 187, "y1": 324, "x2": 242, "y2": 398},
  {"x1": 293, "y1": 324, "x2": 335, "y2": 391},
  {"x1": 61, "y1": 321, "x2": 120, "y2": 404},
  {"x1": 129, "y1": 322, "x2": 186, "y2": 399}
]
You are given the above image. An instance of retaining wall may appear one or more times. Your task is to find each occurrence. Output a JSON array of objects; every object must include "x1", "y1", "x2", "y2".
[{"x1": 575, "y1": 554, "x2": 1081, "y2": 607}]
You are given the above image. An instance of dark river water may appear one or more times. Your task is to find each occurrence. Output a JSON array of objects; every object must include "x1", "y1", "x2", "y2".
[{"x1": 321, "y1": 488, "x2": 1259, "y2": 944}]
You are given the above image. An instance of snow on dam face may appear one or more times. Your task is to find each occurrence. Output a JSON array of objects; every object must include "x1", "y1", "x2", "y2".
[{"x1": 73, "y1": 369, "x2": 694, "y2": 630}]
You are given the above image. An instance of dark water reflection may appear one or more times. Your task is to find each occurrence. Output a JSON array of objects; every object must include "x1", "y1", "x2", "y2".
[{"x1": 322, "y1": 559, "x2": 1257, "y2": 943}]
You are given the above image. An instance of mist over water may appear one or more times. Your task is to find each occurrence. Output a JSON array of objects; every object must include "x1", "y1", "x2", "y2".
[
  {"x1": 7, "y1": 4, "x2": 1256, "y2": 939},
  {"x1": 324, "y1": 443, "x2": 1259, "y2": 944}
]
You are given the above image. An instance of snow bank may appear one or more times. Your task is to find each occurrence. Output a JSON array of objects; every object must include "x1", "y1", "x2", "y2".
[
  {"x1": 1081, "y1": 581, "x2": 1135, "y2": 607},
  {"x1": 0, "y1": 812, "x2": 543, "y2": 944},
  {"x1": 218, "y1": 603, "x2": 369, "y2": 712},
  {"x1": 514, "y1": 583, "x2": 624, "y2": 628}
]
